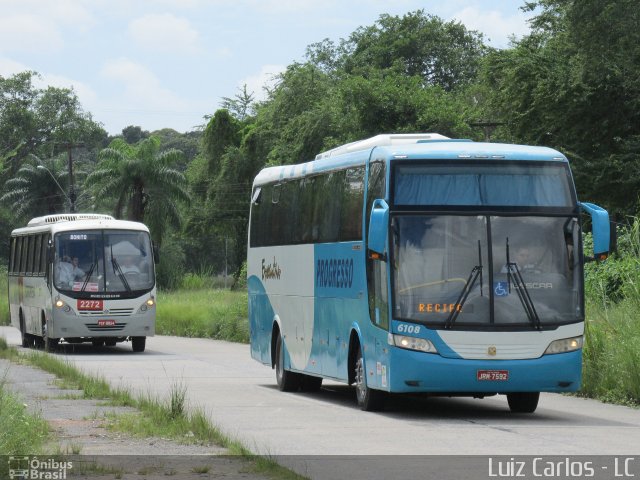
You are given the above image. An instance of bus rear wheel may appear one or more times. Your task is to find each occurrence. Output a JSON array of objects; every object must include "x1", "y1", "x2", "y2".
[
  {"x1": 275, "y1": 334, "x2": 301, "y2": 392},
  {"x1": 354, "y1": 347, "x2": 385, "y2": 411},
  {"x1": 507, "y1": 392, "x2": 540, "y2": 413},
  {"x1": 131, "y1": 336, "x2": 146, "y2": 352}
]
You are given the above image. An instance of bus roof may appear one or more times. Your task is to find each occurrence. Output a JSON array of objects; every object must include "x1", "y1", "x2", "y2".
[
  {"x1": 11, "y1": 213, "x2": 150, "y2": 236},
  {"x1": 253, "y1": 135, "x2": 568, "y2": 187}
]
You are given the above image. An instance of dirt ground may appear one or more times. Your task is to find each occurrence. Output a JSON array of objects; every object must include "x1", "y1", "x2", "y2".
[{"x1": 0, "y1": 358, "x2": 273, "y2": 479}]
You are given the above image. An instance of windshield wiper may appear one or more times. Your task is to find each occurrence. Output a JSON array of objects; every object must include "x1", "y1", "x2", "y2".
[
  {"x1": 505, "y1": 238, "x2": 541, "y2": 330},
  {"x1": 110, "y1": 246, "x2": 131, "y2": 292},
  {"x1": 81, "y1": 260, "x2": 97, "y2": 292},
  {"x1": 445, "y1": 240, "x2": 484, "y2": 329}
]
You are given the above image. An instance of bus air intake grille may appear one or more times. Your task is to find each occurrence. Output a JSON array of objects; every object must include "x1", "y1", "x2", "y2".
[
  {"x1": 79, "y1": 308, "x2": 135, "y2": 317},
  {"x1": 85, "y1": 323, "x2": 126, "y2": 332}
]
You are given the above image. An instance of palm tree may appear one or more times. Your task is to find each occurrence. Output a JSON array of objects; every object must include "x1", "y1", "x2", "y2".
[
  {"x1": 1, "y1": 154, "x2": 69, "y2": 219},
  {"x1": 85, "y1": 136, "x2": 190, "y2": 243}
]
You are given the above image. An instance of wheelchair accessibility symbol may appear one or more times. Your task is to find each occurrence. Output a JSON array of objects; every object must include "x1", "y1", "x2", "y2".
[{"x1": 494, "y1": 282, "x2": 509, "y2": 297}]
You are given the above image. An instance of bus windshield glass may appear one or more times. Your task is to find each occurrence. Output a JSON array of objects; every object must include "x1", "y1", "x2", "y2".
[
  {"x1": 54, "y1": 230, "x2": 154, "y2": 294},
  {"x1": 394, "y1": 162, "x2": 574, "y2": 207},
  {"x1": 391, "y1": 215, "x2": 582, "y2": 328}
]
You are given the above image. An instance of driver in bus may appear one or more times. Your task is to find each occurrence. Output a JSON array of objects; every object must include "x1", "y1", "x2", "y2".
[
  {"x1": 500, "y1": 247, "x2": 540, "y2": 274},
  {"x1": 119, "y1": 255, "x2": 140, "y2": 274},
  {"x1": 71, "y1": 257, "x2": 85, "y2": 280},
  {"x1": 55, "y1": 255, "x2": 74, "y2": 287}
]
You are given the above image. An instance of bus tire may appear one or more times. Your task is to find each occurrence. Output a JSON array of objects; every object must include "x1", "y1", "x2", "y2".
[
  {"x1": 131, "y1": 336, "x2": 146, "y2": 352},
  {"x1": 507, "y1": 392, "x2": 540, "y2": 413},
  {"x1": 92, "y1": 339, "x2": 104, "y2": 347},
  {"x1": 275, "y1": 334, "x2": 301, "y2": 392},
  {"x1": 19, "y1": 313, "x2": 30, "y2": 348},
  {"x1": 355, "y1": 347, "x2": 385, "y2": 411},
  {"x1": 42, "y1": 319, "x2": 58, "y2": 352},
  {"x1": 300, "y1": 374, "x2": 323, "y2": 392}
]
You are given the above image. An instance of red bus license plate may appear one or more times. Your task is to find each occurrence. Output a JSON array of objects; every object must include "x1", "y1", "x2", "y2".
[
  {"x1": 97, "y1": 320, "x2": 115, "y2": 327},
  {"x1": 477, "y1": 370, "x2": 509, "y2": 381},
  {"x1": 77, "y1": 299, "x2": 103, "y2": 311}
]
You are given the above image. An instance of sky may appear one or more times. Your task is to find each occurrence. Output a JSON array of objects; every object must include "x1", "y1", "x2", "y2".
[{"x1": 0, "y1": 0, "x2": 534, "y2": 135}]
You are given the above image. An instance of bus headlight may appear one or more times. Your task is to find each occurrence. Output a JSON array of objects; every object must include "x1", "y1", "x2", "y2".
[
  {"x1": 544, "y1": 336, "x2": 583, "y2": 355},
  {"x1": 391, "y1": 334, "x2": 438, "y2": 354},
  {"x1": 55, "y1": 300, "x2": 71, "y2": 313},
  {"x1": 139, "y1": 297, "x2": 155, "y2": 313}
]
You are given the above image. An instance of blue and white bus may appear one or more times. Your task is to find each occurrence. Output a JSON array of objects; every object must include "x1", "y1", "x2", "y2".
[{"x1": 247, "y1": 134, "x2": 610, "y2": 412}]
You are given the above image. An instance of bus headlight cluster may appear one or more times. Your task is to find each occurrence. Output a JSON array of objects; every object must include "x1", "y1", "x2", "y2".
[
  {"x1": 391, "y1": 334, "x2": 438, "y2": 353},
  {"x1": 55, "y1": 299, "x2": 71, "y2": 313},
  {"x1": 139, "y1": 297, "x2": 155, "y2": 312},
  {"x1": 544, "y1": 336, "x2": 583, "y2": 355}
]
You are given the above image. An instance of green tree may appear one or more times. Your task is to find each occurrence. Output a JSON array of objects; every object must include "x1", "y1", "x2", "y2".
[
  {"x1": 207, "y1": 145, "x2": 263, "y2": 285},
  {"x1": 201, "y1": 109, "x2": 241, "y2": 174},
  {"x1": 221, "y1": 85, "x2": 255, "y2": 121},
  {"x1": 86, "y1": 136, "x2": 190, "y2": 244},
  {"x1": 0, "y1": 71, "x2": 106, "y2": 174},
  {"x1": 341, "y1": 10, "x2": 486, "y2": 91},
  {"x1": 482, "y1": 0, "x2": 640, "y2": 211},
  {"x1": 122, "y1": 125, "x2": 150, "y2": 144},
  {"x1": 0, "y1": 154, "x2": 69, "y2": 219}
]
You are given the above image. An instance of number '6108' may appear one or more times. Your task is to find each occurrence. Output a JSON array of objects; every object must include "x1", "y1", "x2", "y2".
[{"x1": 397, "y1": 324, "x2": 421, "y2": 334}]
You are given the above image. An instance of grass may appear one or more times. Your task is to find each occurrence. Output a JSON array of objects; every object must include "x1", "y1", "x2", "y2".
[
  {"x1": 156, "y1": 288, "x2": 249, "y2": 343},
  {"x1": 0, "y1": 339, "x2": 50, "y2": 456},
  {"x1": 0, "y1": 342, "x2": 306, "y2": 480},
  {"x1": 582, "y1": 299, "x2": 640, "y2": 407},
  {"x1": 0, "y1": 266, "x2": 9, "y2": 326},
  {"x1": 580, "y1": 218, "x2": 640, "y2": 407}
]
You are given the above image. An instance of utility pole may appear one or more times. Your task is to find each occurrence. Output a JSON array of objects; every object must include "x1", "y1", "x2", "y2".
[
  {"x1": 224, "y1": 237, "x2": 229, "y2": 289},
  {"x1": 62, "y1": 142, "x2": 84, "y2": 213}
]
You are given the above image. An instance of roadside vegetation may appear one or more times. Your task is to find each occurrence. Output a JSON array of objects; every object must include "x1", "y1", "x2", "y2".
[
  {"x1": 156, "y1": 272, "x2": 249, "y2": 343},
  {"x1": 0, "y1": 343, "x2": 303, "y2": 480},
  {"x1": 582, "y1": 218, "x2": 640, "y2": 406},
  {"x1": 0, "y1": 266, "x2": 8, "y2": 326},
  {"x1": 0, "y1": 338, "x2": 50, "y2": 455}
]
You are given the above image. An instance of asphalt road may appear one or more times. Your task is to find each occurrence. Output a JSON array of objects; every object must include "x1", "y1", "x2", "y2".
[{"x1": 3, "y1": 326, "x2": 639, "y2": 479}]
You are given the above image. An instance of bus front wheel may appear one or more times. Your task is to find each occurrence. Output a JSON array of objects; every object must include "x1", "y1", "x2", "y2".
[
  {"x1": 42, "y1": 319, "x2": 58, "y2": 352},
  {"x1": 19, "y1": 314, "x2": 31, "y2": 348},
  {"x1": 507, "y1": 392, "x2": 540, "y2": 413},
  {"x1": 131, "y1": 336, "x2": 146, "y2": 352},
  {"x1": 354, "y1": 348, "x2": 385, "y2": 411},
  {"x1": 275, "y1": 335, "x2": 301, "y2": 392}
]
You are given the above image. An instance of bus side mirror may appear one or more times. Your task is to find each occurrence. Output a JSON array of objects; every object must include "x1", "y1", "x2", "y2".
[
  {"x1": 579, "y1": 202, "x2": 610, "y2": 260},
  {"x1": 368, "y1": 199, "x2": 389, "y2": 255},
  {"x1": 152, "y1": 241, "x2": 160, "y2": 264}
]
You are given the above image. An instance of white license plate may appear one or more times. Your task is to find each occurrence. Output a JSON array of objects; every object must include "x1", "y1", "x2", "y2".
[{"x1": 477, "y1": 370, "x2": 509, "y2": 381}]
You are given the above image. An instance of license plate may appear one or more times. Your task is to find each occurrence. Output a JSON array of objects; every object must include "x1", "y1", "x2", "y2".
[
  {"x1": 97, "y1": 319, "x2": 115, "y2": 327},
  {"x1": 77, "y1": 299, "x2": 103, "y2": 311},
  {"x1": 477, "y1": 370, "x2": 509, "y2": 381}
]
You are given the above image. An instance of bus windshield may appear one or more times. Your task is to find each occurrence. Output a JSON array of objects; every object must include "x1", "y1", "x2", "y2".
[
  {"x1": 391, "y1": 215, "x2": 582, "y2": 328},
  {"x1": 394, "y1": 162, "x2": 574, "y2": 207},
  {"x1": 54, "y1": 230, "x2": 154, "y2": 294}
]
